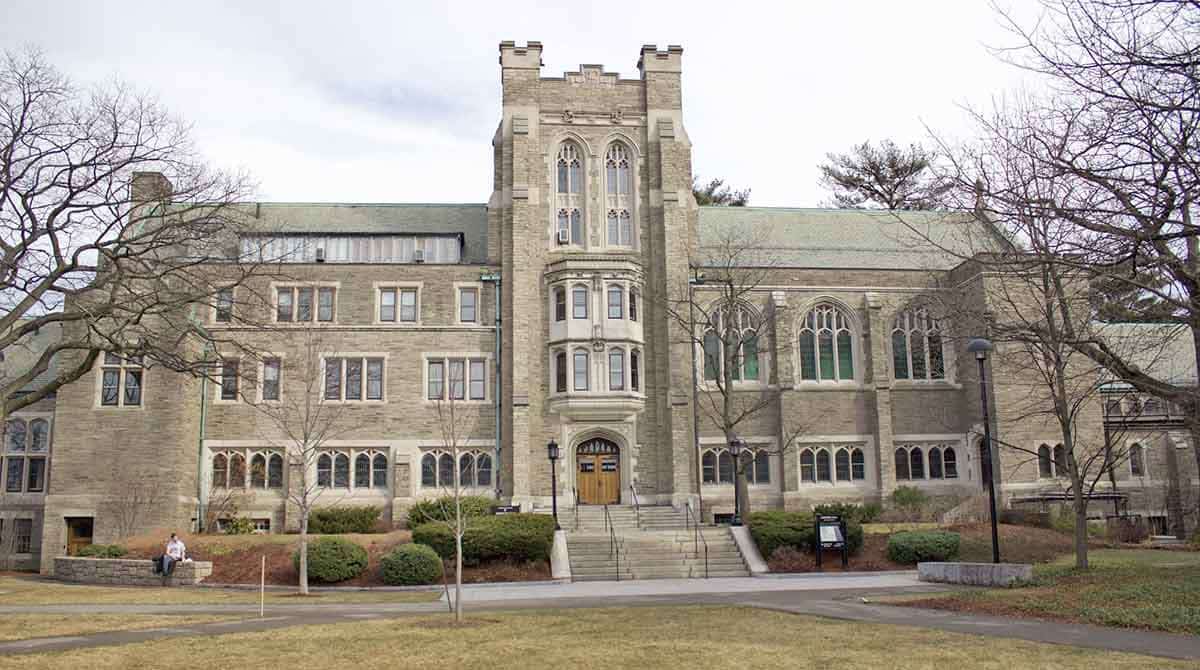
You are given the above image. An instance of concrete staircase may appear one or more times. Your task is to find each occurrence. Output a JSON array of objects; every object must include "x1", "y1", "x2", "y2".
[{"x1": 566, "y1": 505, "x2": 750, "y2": 581}]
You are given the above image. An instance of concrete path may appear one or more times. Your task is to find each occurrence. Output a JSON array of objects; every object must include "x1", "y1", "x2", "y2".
[{"x1": 0, "y1": 572, "x2": 1197, "y2": 662}]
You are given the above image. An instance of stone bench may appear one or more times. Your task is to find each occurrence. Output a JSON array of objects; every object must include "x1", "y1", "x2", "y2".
[
  {"x1": 918, "y1": 561, "x2": 1032, "y2": 587},
  {"x1": 54, "y1": 557, "x2": 213, "y2": 586}
]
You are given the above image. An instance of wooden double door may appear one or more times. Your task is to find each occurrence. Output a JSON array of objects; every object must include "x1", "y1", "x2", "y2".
[{"x1": 577, "y1": 439, "x2": 620, "y2": 505}]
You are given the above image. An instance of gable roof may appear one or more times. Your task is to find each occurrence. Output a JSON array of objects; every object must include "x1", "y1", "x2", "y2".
[{"x1": 696, "y1": 207, "x2": 1006, "y2": 270}]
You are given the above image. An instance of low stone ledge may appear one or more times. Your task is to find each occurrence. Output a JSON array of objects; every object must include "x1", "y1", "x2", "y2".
[
  {"x1": 53, "y1": 557, "x2": 213, "y2": 586},
  {"x1": 918, "y1": 561, "x2": 1032, "y2": 587}
]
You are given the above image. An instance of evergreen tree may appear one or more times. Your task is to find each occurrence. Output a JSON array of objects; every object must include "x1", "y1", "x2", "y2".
[{"x1": 819, "y1": 140, "x2": 949, "y2": 210}]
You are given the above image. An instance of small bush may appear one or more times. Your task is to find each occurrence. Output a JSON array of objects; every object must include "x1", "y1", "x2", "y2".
[
  {"x1": 294, "y1": 537, "x2": 369, "y2": 583},
  {"x1": 746, "y1": 511, "x2": 863, "y2": 558},
  {"x1": 76, "y1": 544, "x2": 127, "y2": 558},
  {"x1": 886, "y1": 531, "x2": 960, "y2": 564},
  {"x1": 307, "y1": 506, "x2": 382, "y2": 534},
  {"x1": 222, "y1": 517, "x2": 255, "y2": 535},
  {"x1": 412, "y1": 513, "x2": 556, "y2": 566},
  {"x1": 891, "y1": 486, "x2": 929, "y2": 521},
  {"x1": 813, "y1": 502, "x2": 882, "y2": 525},
  {"x1": 380, "y1": 544, "x2": 444, "y2": 585},
  {"x1": 406, "y1": 496, "x2": 496, "y2": 527}
]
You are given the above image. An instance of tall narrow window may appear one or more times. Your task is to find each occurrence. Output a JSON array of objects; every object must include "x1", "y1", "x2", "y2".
[
  {"x1": 717, "y1": 451, "x2": 734, "y2": 484},
  {"x1": 554, "y1": 288, "x2": 567, "y2": 322},
  {"x1": 702, "y1": 451, "x2": 716, "y2": 484},
  {"x1": 380, "y1": 288, "x2": 397, "y2": 322},
  {"x1": 573, "y1": 350, "x2": 589, "y2": 391},
  {"x1": 317, "y1": 287, "x2": 335, "y2": 322},
  {"x1": 296, "y1": 287, "x2": 313, "y2": 322},
  {"x1": 212, "y1": 453, "x2": 228, "y2": 488},
  {"x1": 469, "y1": 359, "x2": 486, "y2": 400},
  {"x1": 572, "y1": 286, "x2": 588, "y2": 319},
  {"x1": 262, "y1": 358, "x2": 281, "y2": 401},
  {"x1": 943, "y1": 448, "x2": 957, "y2": 478},
  {"x1": 835, "y1": 449, "x2": 850, "y2": 481},
  {"x1": 630, "y1": 350, "x2": 641, "y2": 392},
  {"x1": 895, "y1": 448, "x2": 910, "y2": 480},
  {"x1": 893, "y1": 309, "x2": 946, "y2": 381},
  {"x1": 421, "y1": 453, "x2": 436, "y2": 487},
  {"x1": 608, "y1": 286, "x2": 624, "y2": 319},
  {"x1": 449, "y1": 360, "x2": 466, "y2": 400},
  {"x1": 6, "y1": 419, "x2": 26, "y2": 453},
  {"x1": 277, "y1": 288, "x2": 294, "y2": 322},
  {"x1": 355, "y1": 453, "x2": 371, "y2": 488},
  {"x1": 438, "y1": 453, "x2": 454, "y2": 487},
  {"x1": 798, "y1": 303, "x2": 855, "y2": 382},
  {"x1": 477, "y1": 454, "x2": 493, "y2": 487},
  {"x1": 629, "y1": 291, "x2": 638, "y2": 322},
  {"x1": 366, "y1": 359, "x2": 384, "y2": 400},
  {"x1": 251, "y1": 454, "x2": 267, "y2": 488},
  {"x1": 815, "y1": 449, "x2": 831, "y2": 482},
  {"x1": 604, "y1": 143, "x2": 633, "y2": 247},
  {"x1": 851, "y1": 449, "x2": 865, "y2": 480},
  {"x1": 460, "y1": 287, "x2": 478, "y2": 323},
  {"x1": 1130, "y1": 443, "x2": 1145, "y2": 476},
  {"x1": 555, "y1": 352, "x2": 568, "y2": 393},
  {"x1": 220, "y1": 360, "x2": 239, "y2": 401},
  {"x1": 800, "y1": 449, "x2": 815, "y2": 483},
  {"x1": 215, "y1": 288, "x2": 234, "y2": 323},
  {"x1": 230, "y1": 454, "x2": 246, "y2": 488},
  {"x1": 1053, "y1": 444, "x2": 1067, "y2": 477},
  {"x1": 29, "y1": 420, "x2": 48, "y2": 453},
  {"x1": 399, "y1": 288, "x2": 418, "y2": 322},
  {"x1": 345, "y1": 358, "x2": 364, "y2": 401},
  {"x1": 428, "y1": 361, "x2": 444, "y2": 400},
  {"x1": 929, "y1": 447, "x2": 944, "y2": 479},
  {"x1": 373, "y1": 453, "x2": 388, "y2": 488},
  {"x1": 555, "y1": 142, "x2": 585, "y2": 245},
  {"x1": 334, "y1": 453, "x2": 350, "y2": 488},
  {"x1": 268, "y1": 454, "x2": 284, "y2": 488},
  {"x1": 459, "y1": 453, "x2": 475, "y2": 487},
  {"x1": 753, "y1": 450, "x2": 770, "y2": 484},
  {"x1": 609, "y1": 349, "x2": 625, "y2": 391},
  {"x1": 910, "y1": 448, "x2": 925, "y2": 479},
  {"x1": 1038, "y1": 444, "x2": 1053, "y2": 478},
  {"x1": 324, "y1": 358, "x2": 342, "y2": 400}
]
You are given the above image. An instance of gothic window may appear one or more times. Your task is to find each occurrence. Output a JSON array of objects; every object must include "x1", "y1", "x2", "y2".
[
  {"x1": 373, "y1": 453, "x2": 388, "y2": 488},
  {"x1": 1038, "y1": 444, "x2": 1053, "y2": 478},
  {"x1": 1053, "y1": 444, "x2": 1068, "y2": 477},
  {"x1": 605, "y1": 142, "x2": 634, "y2": 247},
  {"x1": 438, "y1": 453, "x2": 454, "y2": 487},
  {"x1": 212, "y1": 453, "x2": 228, "y2": 488},
  {"x1": 476, "y1": 454, "x2": 492, "y2": 487},
  {"x1": 815, "y1": 449, "x2": 832, "y2": 482},
  {"x1": 334, "y1": 453, "x2": 350, "y2": 488},
  {"x1": 752, "y1": 449, "x2": 770, "y2": 484},
  {"x1": 800, "y1": 449, "x2": 815, "y2": 483},
  {"x1": 798, "y1": 303, "x2": 855, "y2": 382},
  {"x1": 555, "y1": 142, "x2": 585, "y2": 246},
  {"x1": 909, "y1": 448, "x2": 925, "y2": 479},
  {"x1": 929, "y1": 447, "x2": 943, "y2": 479},
  {"x1": 701, "y1": 303, "x2": 760, "y2": 382},
  {"x1": 717, "y1": 450, "x2": 734, "y2": 484},
  {"x1": 851, "y1": 448, "x2": 865, "y2": 480},
  {"x1": 250, "y1": 453, "x2": 267, "y2": 488},
  {"x1": 892, "y1": 308, "x2": 945, "y2": 381},
  {"x1": 421, "y1": 453, "x2": 436, "y2": 487},
  {"x1": 1130, "y1": 443, "x2": 1145, "y2": 476},
  {"x1": 355, "y1": 453, "x2": 371, "y2": 488},
  {"x1": 6, "y1": 419, "x2": 25, "y2": 453},
  {"x1": 702, "y1": 450, "x2": 717, "y2": 484},
  {"x1": 229, "y1": 453, "x2": 246, "y2": 488},
  {"x1": 943, "y1": 448, "x2": 957, "y2": 478},
  {"x1": 835, "y1": 448, "x2": 851, "y2": 481},
  {"x1": 895, "y1": 448, "x2": 910, "y2": 480},
  {"x1": 459, "y1": 453, "x2": 475, "y2": 487},
  {"x1": 269, "y1": 454, "x2": 284, "y2": 488}
]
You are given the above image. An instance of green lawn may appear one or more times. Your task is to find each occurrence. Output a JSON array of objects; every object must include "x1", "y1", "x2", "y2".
[
  {"x1": 0, "y1": 576, "x2": 440, "y2": 606},
  {"x1": 0, "y1": 606, "x2": 1188, "y2": 670},
  {"x1": 906, "y1": 549, "x2": 1200, "y2": 634},
  {"x1": 0, "y1": 614, "x2": 237, "y2": 642}
]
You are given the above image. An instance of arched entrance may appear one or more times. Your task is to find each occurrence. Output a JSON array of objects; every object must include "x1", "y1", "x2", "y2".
[{"x1": 576, "y1": 438, "x2": 620, "y2": 505}]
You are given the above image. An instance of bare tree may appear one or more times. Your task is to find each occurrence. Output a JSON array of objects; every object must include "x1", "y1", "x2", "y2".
[
  {"x1": 102, "y1": 466, "x2": 169, "y2": 541},
  {"x1": 819, "y1": 140, "x2": 950, "y2": 210},
  {"x1": 249, "y1": 328, "x2": 356, "y2": 595},
  {"x1": 0, "y1": 48, "x2": 264, "y2": 420}
]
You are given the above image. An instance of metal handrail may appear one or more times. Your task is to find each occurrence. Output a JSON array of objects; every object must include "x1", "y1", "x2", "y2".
[
  {"x1": 629, "y1": 482, "x2": 642, "y2": 529},
  {"x1": 573, "y1": 487, "x2": 580, "y2": 531},
  {"x1": 685, "y1": 501, "x2": 709, "y2": 579},
  {"x1": 604, "y1": 504, "x2": 621, "y2": 582}
]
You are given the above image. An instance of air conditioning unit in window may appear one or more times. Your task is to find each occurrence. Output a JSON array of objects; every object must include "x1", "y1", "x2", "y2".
[
  {"x1": 315, "y1": 247, "x2": 325, "y2": 263},
  {"x1": 556, "y1": 229, "x2": 569, "y2": 245},
  {"x1": 413, "y1": 248, "x2": 425, "y2": 263}
]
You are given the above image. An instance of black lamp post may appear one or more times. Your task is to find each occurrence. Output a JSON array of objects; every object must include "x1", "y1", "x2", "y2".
[
  {"x1": 729, "y1": 436, "x2": 746, "y2": 526},
  {"x1": 967, "y1": 337, "x2": 1001, "y2": 564},
  {"x1": 547, "y1": 439, "x2": 561, "y2": 530}
]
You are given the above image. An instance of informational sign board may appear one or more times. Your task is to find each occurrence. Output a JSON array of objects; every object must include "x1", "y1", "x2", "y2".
[
  {"x1": 814, "y1": 515, "x2": 849, "y2": 570},
  {"x1": 494, "y1": 505, "x2": 521, "y2": 515}
]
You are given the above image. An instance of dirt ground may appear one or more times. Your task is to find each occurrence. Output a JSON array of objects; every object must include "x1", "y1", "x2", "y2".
[{"x1": 121, "y1": 531, "x2": 549, "y2": 586}]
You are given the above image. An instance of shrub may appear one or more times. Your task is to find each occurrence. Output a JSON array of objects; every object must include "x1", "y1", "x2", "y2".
[
  {"x1": 76, "y1": 544, "x2": 127, "y2": 558},
  {"x1": 886, "y1": 531, "x2": 960, "y2": 564},
  {"x1": 999, "y1": 509, "x2": 1051, "y2": 528},
  {"x1": 406, "y1": 496, "x2": 496, "y2": 527},
  {"x1": 307, "y1": 506, "x2": 382, "y2": 534},
  {"x1": 412, "y1": 513, "x2": 557, "y2": 566},
  {"x1": 293, "y1": 537, "x2": 369, "y2": 583},
  {"x1": 891, "y1": 486, "x2": 929, "y2": 521},
  {"x1": 746, "y1": 510, "x2": 863, "y2": 558},
  {"x1": 380, "y1": 544, "x2": 444, "y2": 585},
  {"x1": 813, "y1": 502, "x2": 882, "y2": 525},
  {"x1": 222, "y1": 517, "x2": 255, "y2": 535}
]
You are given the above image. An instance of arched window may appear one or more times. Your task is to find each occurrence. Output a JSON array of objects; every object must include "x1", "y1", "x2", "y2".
[
  {"x1": 753, "y1": 449, "x2": 770, "y2": 484},
  {"x1": 438, "y1": 453, "x2": 454, "y2": 487},
  {"x1": 1037, "y1": 444, "x2": 1053, "y2": 478},
  {"x1": 609, "y1": 349, "x2": 625, "y2": 391},
  {"x1": 800, "y1": 449, "x2": 816, "y2": 483},
  {"x1": 894, "y1": 448, "x2": 910, "y2": 480},
  {"x1": 629, "y1": 290, "x2": 638, "y2": 322},
  {"x1": 607, "y1": 285, "x2": 624, "y2": 319},
  {"x1": 554, "y1": 287, "x2": 567, "y2": 322},
  {"x1": 1129, "y1": 443, "x2": 1145, "y2": 476},
  {"x1": 892, "y1": 308, "x2": 945, "y2": 381},
  {"x1": 929, "y1": 447, "x2": 943, "y2": 479},
  {"x1": 212, "y1": 453, "x2": 228, "y2": 488},
  {"x1": 268, "y1": 454, "x2": 284, "y2": 488},
  {"x1": 573, "y1": 350, "x2": 589, "y2": 391},
  {"x1": 421, "y1": 453, "x2": 436, "y2": 487},
  {"x1": 943, "y1": 448, "x2": 957, "y2": 478},
  {"x1": 816, "y1": 449, "x2": 832, "y2": 482},
  {"x1": 910, "y1": 448, "x2": 925, "y2": 479},
  {"x1": 230, "y1": 453, "x2": 246, "y2": 488},
  {"x1": 355, "y1": 453, "x2": 371, "y2": 488},
  {"x1": 459, "y1": 453, "x2": 475, "y2": 487},
  {"x1": 1052, "y1": 444, "x2": 1067, "y2": 477},
  {"x1": 373, "y1": 453, "x2": 388, "y2": 488},
  {"x1": 555, "y1": 142, "x2": 585, "y2": 246},
  {"x1": 702, "y1": 450, "x2": 717, "y2": 484},
  {"x1": 717, "y1": 450, "x2": 734, "y2": 484},
  {"x1": 29, "y1": 419, "x2": 48, "y2": 452},
  {"x1": 798, "y1": 303, "x2": 854, "y2": 382},
  {"x1": 702, "y1": 303, "x2": 760, "y2": 382},
  {"x1": 835, "y1": 449, "x2": 851, "y2": 481},
  {"x1": 318, "y1": 453, "x2": 333, "y2": 487},
  {"x1": 250, "y1": 454, "x2": 267, "y2": 488},
  {"x1": 851, "y1": 448, "x2": 865, "y2": 480},
  {"x1": 476, "y1": 454, "x2": 492, "y2": 487},
  {"x1": 605, "y1": 142, "x2": 633, "y2": 247},
  {"x1": 334, "y1": 453, "x2": 350, "y2": 488},
  {"x1": 6, "y1": 419, "x2": 26, "y2": 452}
]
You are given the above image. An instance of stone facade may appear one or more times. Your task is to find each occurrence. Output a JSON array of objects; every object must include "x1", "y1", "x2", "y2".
[
  {"x1": 53, "y1": 557, "x2": 212, "y2": 586},
  {"x1": 3, "y1": 42, "x2": 1194, "y2": 575}
]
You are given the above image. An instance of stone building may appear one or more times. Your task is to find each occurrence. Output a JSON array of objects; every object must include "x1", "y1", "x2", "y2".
[{"x1": 2, "y1": 42, "x2": 1195, "y2": 573}]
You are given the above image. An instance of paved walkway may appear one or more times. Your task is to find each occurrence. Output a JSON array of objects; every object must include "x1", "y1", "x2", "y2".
[{"x1": 0, "y1": 572, "x2": 1197, "y2": 661}]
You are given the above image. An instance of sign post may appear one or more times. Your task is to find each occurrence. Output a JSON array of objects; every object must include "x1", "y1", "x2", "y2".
[{"x1": 814, "y1": 515, "x2": 849, "y2": 570}]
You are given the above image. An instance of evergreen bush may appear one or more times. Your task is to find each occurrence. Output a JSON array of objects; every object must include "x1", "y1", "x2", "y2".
[
  {"x1": 406, "y1": 496, "x2": 495, "y2": 527},
  {"x1": 380, "y1": 544, "x2": 444, "y2": 585},
  {"x1": 746, "y1": 511, "x2": 863, "y2": 558},
  {"x1": 411, "y1": 513, "x2": 556, "y2": 565},
  {"x1": 293, "y1": 537, "x2": 369, "y2": 582},
  {"x1": 886, "y1": 530, "x2": 960, "y2": 564},
  {"x1": 307, "y1": 506, "x2": 382, "y2": 534}
]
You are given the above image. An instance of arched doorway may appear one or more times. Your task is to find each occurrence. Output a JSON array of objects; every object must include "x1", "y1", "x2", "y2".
[{"x1": 576, "y1": 438, "x2": 620, "y2": 505}]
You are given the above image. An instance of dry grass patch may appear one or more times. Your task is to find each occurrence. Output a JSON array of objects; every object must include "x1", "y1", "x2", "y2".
[
  {"x1": 0, "y1": 576, "x2": 439, "y2": 606},
  {"x1": 0, "y1": 606, "x2": 1190, "y2": 670},
  {"x1": 0, "y1": 614, "x2": 236, "y2": 642}
]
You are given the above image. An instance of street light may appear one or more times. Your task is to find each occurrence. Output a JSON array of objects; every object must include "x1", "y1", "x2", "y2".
[
  {"x1": 728, "y1": 436, "x2": 746, "y2": 526},
  {"x1": 547, "y1": 440, "x2": 561, "y2": 530},
  {"x1": 967, "y1": 337, "x2": 1001, "y2": 564},
  {"x1": 689, "y1": 270, "x2": 707, "y2": 518}
]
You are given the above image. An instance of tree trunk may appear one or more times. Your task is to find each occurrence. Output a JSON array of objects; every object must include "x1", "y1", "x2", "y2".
[
  {"x1": 736, "y1": 467, "x2": 751, "y2": 521},
  {"x1": 299, "y1": 513, "x2": 309, "y2": 596},
  {"x1": 1072, "y1": 483, "x2": 1089, "y2": 570},
  {"x1": 454, "y1": 484, "x2": 463, "y2": 624}
]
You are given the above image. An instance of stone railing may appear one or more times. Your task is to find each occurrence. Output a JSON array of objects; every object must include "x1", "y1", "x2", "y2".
[
  {"x1": 54, "y1": 557, "x2": 213, "y2": 586},
  {"x1": 918, "y1": 561, "x2": 1032, "y2": 587}
]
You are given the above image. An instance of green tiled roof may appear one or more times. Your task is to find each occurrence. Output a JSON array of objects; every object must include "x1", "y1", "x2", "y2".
[{"x1": 697, "y1": 207, "x2": 1007, "y2": 270}]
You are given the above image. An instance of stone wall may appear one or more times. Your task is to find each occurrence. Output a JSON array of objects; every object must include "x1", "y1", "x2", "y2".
[{"x1": 53, "y1": 557, "x2": 212, "y2": 586}]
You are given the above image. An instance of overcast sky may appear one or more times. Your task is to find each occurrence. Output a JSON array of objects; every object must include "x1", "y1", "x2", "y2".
[{"x1": 5, "y1": 1, "x2": 1039, "y2": 206}]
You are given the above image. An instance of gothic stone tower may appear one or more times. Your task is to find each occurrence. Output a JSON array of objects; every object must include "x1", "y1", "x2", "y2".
[{"x1": 492, "y1": 42, "x2": 698, "y2": 508}]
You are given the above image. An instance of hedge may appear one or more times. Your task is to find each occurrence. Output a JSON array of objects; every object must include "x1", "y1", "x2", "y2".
[
  {"x1": 812, "y1": 502, "x2": 882, "y2": 525},
  {"x1": 746, "y1": 511, "x2": 864, "y2": 559},
  {"x1": 307, "y1": 506, "x2": 382, "y2": 534},
  {"x1": 406, "y1": 496, "x2": 495, "y2": 527},
  {"x1": 886, "y1": 531, "x2": 960, "y2": 564},
  {"x1": 411, "y1": 513, "x2": 556, "y2": 566},
  {"x1": 380, "y1": 544, "x2": 444, "y2": 585},
  {"x1": 293, "y1": 537, "x2": 369, "y2": 582},
  {"x1": 76, "y1": 544, "x2": 127, "y2": 558}
]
